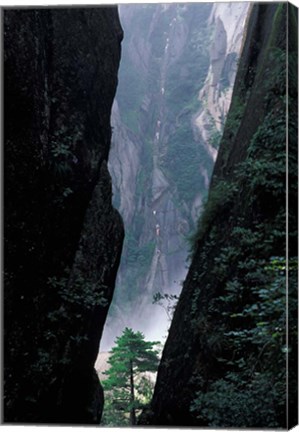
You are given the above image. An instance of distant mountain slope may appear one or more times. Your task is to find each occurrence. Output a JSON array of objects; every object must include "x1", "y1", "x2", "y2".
[{"x1": 102, "y1": 3, "x2": 249, "y2": 350}]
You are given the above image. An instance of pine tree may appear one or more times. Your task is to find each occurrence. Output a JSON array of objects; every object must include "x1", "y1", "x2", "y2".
[{"x1": 102, "y1": 328, "x2": 160, "y2": 425}]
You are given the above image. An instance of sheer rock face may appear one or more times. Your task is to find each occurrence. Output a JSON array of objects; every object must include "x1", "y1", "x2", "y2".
[
  {"x1": 101, "y1": 3, "x2": 248, "y2": 350},
  {"x1": 4, "y1": 8, "x2": 123, "y2": 424},
  {"x1": 108, "y1": 101, "x2": 140, "y2": 226},
  {"x1": 194, "y1": 2, "x2": 250, "y2": 162},
  {"x1": 140, "y1": 3, "x2": 297, "y2": 427}
]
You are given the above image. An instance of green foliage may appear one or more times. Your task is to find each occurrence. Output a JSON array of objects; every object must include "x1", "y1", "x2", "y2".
[
  {"x1": 190, "y1": 257, "x2": 297, "y2": 427},
  {"x1": 49, "y1": 129, "x2": 78, "y2": 176},
  {"x1": 191, "y1": 371, "x2": 284, "y2": 428},
  {"x1": 184, "y1": 4, "x2": 297, "y2": 428},
  {"x1": 161, "y1": 123, "x2": 212, "y2": 205},
  {"x1": 208, "y1": 126, "x2": 222, "y2": 150},
  {"x1": 191, "y1": 180, "x2": 238, "y2": 247},
  {"x1": 219, "y1": 52, "x2": 238, "y2": 91},
  {"x1": 165, "y1": 4, "x2": 212, "y2": 116},
  {"x1": 117, "y1": 232, "x2": 156, "y2": 306},
  {"x1": 125, "y1": 233, "x2": 155, "y2": 266},
  {"x1": 39, "y1": 268, "x2": 111, "y2": 383},
  {"x1": 105, "y1": 328, "x2": 160, "y2": 376},
  {"x1": 221, "y1": 96, "x2": 245, "y2": 148},
  {"x1": 102, "y1": 328, "x2": 160, "y2": 426},
  {"x1": 47, "y1": 272, "x2": 108, "y2": 311},
  {"x1": 152, "y1": 292, "x2": 179, "y2": 321},
  {"x1": 160, "y1": 6, "x2": 213, "y2": 206},
  {"x1": 109, "y1": 3, "x2": 220, "y2": 334},
  {"x1": 235, "y1": 113, "x2": 286, "y2": 199},
  {"x1": 51, "y1": 142, "x2": 73, "y2": 159}
]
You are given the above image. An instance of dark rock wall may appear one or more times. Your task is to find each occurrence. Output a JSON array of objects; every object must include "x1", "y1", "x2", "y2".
[
  {"x1": 4, "y1": 7, "x2": 123, "y2": 424},
  {"x1": 141, "y1": 3, "x2": 297, "y2": 427}
]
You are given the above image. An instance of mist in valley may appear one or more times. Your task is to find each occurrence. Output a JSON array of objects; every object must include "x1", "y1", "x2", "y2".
[
  {"x1": 4, "y1": 2, "x2": 296, "y2": 426},
  {"x1": 98, "y1": 2, "x2": 249, "y2": 356}
]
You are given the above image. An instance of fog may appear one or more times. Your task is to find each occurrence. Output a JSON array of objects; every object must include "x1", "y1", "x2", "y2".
[
  {"x1": 100, "y1": 270, "x2": 187, "y2": 352},
  {"x1": 96, "y1": 1, "x2": 246, "y2": 356}
]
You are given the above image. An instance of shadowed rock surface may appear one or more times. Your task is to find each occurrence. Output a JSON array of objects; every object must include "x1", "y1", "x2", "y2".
[
  {"x1": 140, "y1": 3, "x2": 297, "y2": 427},
  {"x1": 4, "y1": 7, "x2": 123, "y2": 424}
]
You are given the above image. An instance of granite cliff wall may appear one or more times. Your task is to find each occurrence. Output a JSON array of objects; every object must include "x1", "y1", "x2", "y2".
[
  {"x1": 4, "y1": 7, "x2": 123, "y2": 424},
  {"x1": 141, "y1": 3, "x2": 297, "y2": 427}
]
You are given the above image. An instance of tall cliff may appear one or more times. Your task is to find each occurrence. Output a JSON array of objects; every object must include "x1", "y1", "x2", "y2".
[
  {"x1": 194, "y1": 2, "x2": 250, "y2": 157},
  {"x1": 4, "y1": 8, "x2": 123, "y2": 423},
  {"x1": 102, "y1": 3, "x2": 249, "y2": 349},
  {"x1": 141, "y1": 3, "x2": 298, "y2": 428}
]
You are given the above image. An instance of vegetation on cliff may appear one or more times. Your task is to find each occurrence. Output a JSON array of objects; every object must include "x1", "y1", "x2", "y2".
[
  {"x1": 4, "y1": 3, "x2": 297, "y2": 428},
  {"x1": 104, "y1": 2, "x2": 248, "y2": 349},
  {"x1": 141, "y1": 3, "x2": 297, "y2": 428}
]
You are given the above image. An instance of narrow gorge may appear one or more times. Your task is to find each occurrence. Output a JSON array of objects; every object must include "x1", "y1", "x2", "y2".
[{"x1": 3, "y1": 2, "x2": 298, "y2": 428}]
